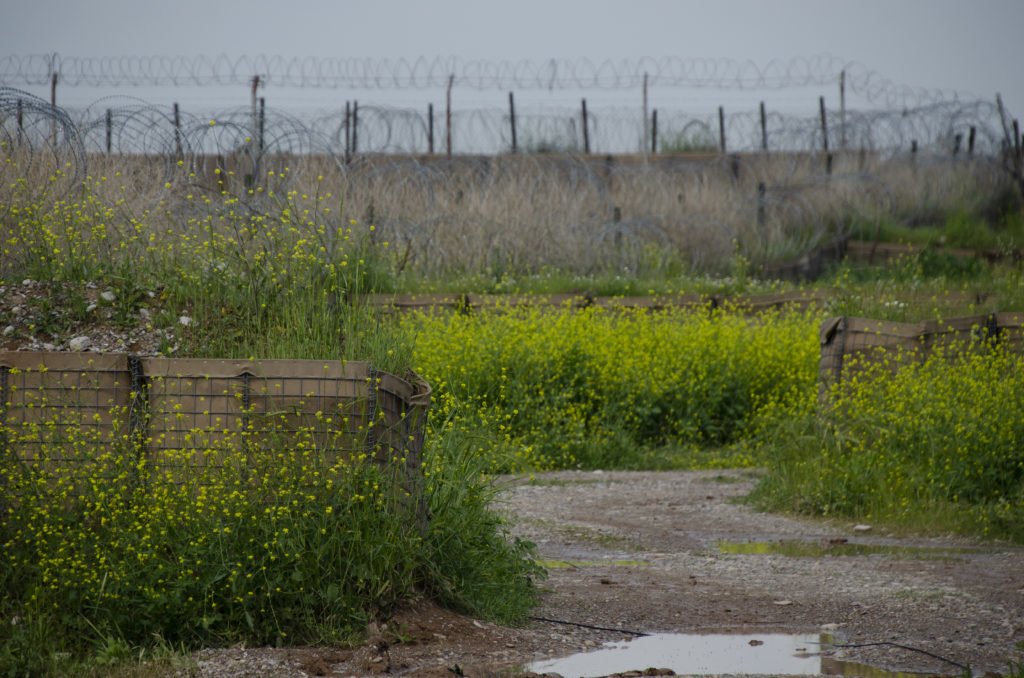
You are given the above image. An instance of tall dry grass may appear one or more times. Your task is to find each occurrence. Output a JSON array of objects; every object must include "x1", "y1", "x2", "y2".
[{"x1": 2, "y1": 143, "x2": 1015, "y2": 284}]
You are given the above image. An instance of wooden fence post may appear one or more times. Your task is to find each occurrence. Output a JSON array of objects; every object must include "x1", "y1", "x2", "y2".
[
  {"x1": 1015, "y1": 120, "x2": 1022, "y2": 168},
  {"x1": 258, "y1": 97, "x2": 265, "y2": 154},
  {"x1": 759, "y1": 101, "x2": 768, "y2": 152},
  {"x1": 172, "y1": 102, "x2": 182, "y2": 159},
  {"x1": 839, "y1": 69, "x2": 847, "y2": 151},
  {"x1": 352, "y1": 100, "x2": 359, "y2": 156},
  {"x1": 757, "y1": 182, "x2": 766, "y2": 227},
  {"x1": 642, "y1": 72, "x2": 649, "y2": 156},
  {"x1": 718, "y1": 106, "x2": 726, "y2": 154},
  {"x1": 50, "y1": 71, "x2": 58, "y2": 146},
  {"x1": 819, "y1": 96, "x2": 829, "y2": 153},
  {"x1": 651, "y1": 109, "x2": 658, "y2": 154},
  {"x1": 446, "y1": 74, "x2": 454, "y2": 158},
  {"x1": 1013, "y1": 120, "x2": 1023, "y2": 196},
  {"x1": 995, "y1": 93, "x2": 1011, "y2": 145},
  {"x1": 16, "y1": 98, "x2": 23, "y2": 146},
  {"x1": 581, "y1": 98, "x2": 590, "y2": 154},
  {"x1": 250, "y1": 75, "x2": 260, "y2": 144},
  {"x1": 427, "y1": 103, "x2": 434, "y2": 155},
  {"x1": 344, "y1": 101, "x2": 351, "y2": 163},
  {"x1": 820, "y1": 96, "x2": 832, "y2": 175},
  {"x1": 508, "y1": 91, "x2": 517, "y2": 153}
]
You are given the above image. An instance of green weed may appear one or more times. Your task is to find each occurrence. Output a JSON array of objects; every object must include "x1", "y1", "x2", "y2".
[
  {"x1": 402, "y1": 303, "x2": 819, "y2": 471},
  {"x1": 751, "y1": 343, "x2": 1024, "y2": 542}
]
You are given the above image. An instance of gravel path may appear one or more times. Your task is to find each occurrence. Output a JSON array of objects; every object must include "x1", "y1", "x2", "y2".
[{"x1": 187, "y1": 469, "x2": 1024, "y2": 677}]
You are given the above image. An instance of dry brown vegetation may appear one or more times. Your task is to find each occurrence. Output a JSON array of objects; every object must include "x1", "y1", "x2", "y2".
[{"x1": 2, "y1": 142, "x2": 1017, "y2": 284}]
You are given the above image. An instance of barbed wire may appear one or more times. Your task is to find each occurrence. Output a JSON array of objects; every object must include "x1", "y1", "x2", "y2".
[
  {"x1": 0, "y1": 53, "x2": 971, "y2": 110},
  {"x1": 1, "y1": 89, "x2": 1013, "y2": 243},
  {"x1": 0, "y1": 88, "x2": 87, "y2": 187},
  {"x1": 2, "y1": 94, "x2": 1005, "y2": 158},
  {"x1": 3, "y1": 82, "x2": 1016, "y2": 279}
]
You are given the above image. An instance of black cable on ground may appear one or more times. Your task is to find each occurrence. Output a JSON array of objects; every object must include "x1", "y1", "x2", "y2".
[
  {"x1": 824, "y1": 641, "x2": 971, "y2": 673},
  {"x1": 528, "y1": 616, "x2": 650, "y2": 637}
]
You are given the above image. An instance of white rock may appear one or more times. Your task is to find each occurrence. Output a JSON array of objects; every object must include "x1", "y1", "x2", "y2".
[
  {"x1": 22, "y1": 279, "x2": 33, "y2": 286},
  {"x1": 100, "y1": 290, "x2": 116, "y2": 302},
  {"x1": 68, "y1": 336, "x2": 92, "y2": 352},
  {"x1": 2, "y1": 325, "x2": 14, "y2": 336},
  {"x1": 86, "y1": 303, "x2": 98, "y2": 313},
  {"x1": 853, "y1": 524, "x2": 872, "y2": 532},
  {"x1": 42, "y1": 342, "x2": 56, "y2": 351},
  {"x1": 178, "y1": 315, "x2": 192, "y2": 327},
  {"x1": 139, "y1": 308, "x2": 151, "y2": 319}
]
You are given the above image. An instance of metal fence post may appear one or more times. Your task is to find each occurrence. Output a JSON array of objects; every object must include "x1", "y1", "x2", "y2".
[
  {"x1": 366, "y1": 365, "x2": 379, "y2": 455},
  {"x1": 0, "y1": 366, "x2": 9, "y2": 457},
  {"x1": 127, "y1": 355, "x2": 149, "y2": 485}
]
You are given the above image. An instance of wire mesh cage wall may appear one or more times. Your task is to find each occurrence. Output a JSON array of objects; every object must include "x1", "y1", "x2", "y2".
[
  {"x1": 818, "y1": 313, "x2": 1024, "y2": 394},
  {"x1": 0, "y1": 352, "x2": 431, "y2": 517}
]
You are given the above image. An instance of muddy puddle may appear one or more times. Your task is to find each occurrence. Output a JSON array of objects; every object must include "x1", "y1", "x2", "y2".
[
  {"x1": 528, "y1": 632, "x2": 948, "y2": 677},
  {"x1": 718, "y1": 539, "x2": 983, "y2": 559}
]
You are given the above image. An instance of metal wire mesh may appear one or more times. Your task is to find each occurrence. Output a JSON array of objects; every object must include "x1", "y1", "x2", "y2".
[
  {"x1": 818, "y1": 313, "x2": 1024, "y2": 391},
  {"x1": 0, "y1": 352, "x2": 431, "y2": 500}
]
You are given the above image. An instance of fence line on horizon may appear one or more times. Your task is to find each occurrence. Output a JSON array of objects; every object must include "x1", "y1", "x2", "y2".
[
  {"x1": 1, "y1": 86, "x2": 1016, "y2": 160},
  {"x1": 3, "y1": 54, "x2": 1022, "y2": 278},
  {"x1": 2, "y1": 54, "x2": 1021, "y2": 159},
  {"x1": 0, "y1": 54, "x2": 970, "y2": 109}
]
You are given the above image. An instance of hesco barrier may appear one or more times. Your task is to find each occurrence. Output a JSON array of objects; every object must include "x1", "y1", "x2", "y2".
[
  {"x1": 363, "y1": 289, "x2": 833, "y2": 314},
  {"x1": 0, "y1": 352, "x2": 431, "y2": 518},
  {"x1": 819, "y1": 312, "x2": 1024, "y2": 389},
  {"x1": 843, "y1": 240, "x2": 1024, "y2": 266}
]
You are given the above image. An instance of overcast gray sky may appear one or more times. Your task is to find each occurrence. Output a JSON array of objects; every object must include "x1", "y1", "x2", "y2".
[{"x1": 1, "y1": 0, "x2": 1022, "y2": 117}]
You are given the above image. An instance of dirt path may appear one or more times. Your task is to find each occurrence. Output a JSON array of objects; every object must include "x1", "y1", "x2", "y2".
[{"x1": 191, "y1": 469, "x2": 1024, "y2": 677}]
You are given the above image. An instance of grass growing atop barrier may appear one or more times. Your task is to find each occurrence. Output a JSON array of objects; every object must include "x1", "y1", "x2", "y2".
[
  {"x1": 826, "y1": 260, "x2": 1024, "y2": 322},
  {"x1": 402, "y1": 303, "x2": 821, "y2": 471},
  {"x1": 852, "y1": 204, "x2": 1024, "y2": 252},
  {"x1": 750, "y1": 343, "x2": 1024, "y2": 542},
  {"x1": 0, "y1": 159, "x2": 406, "y2": 371}
]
